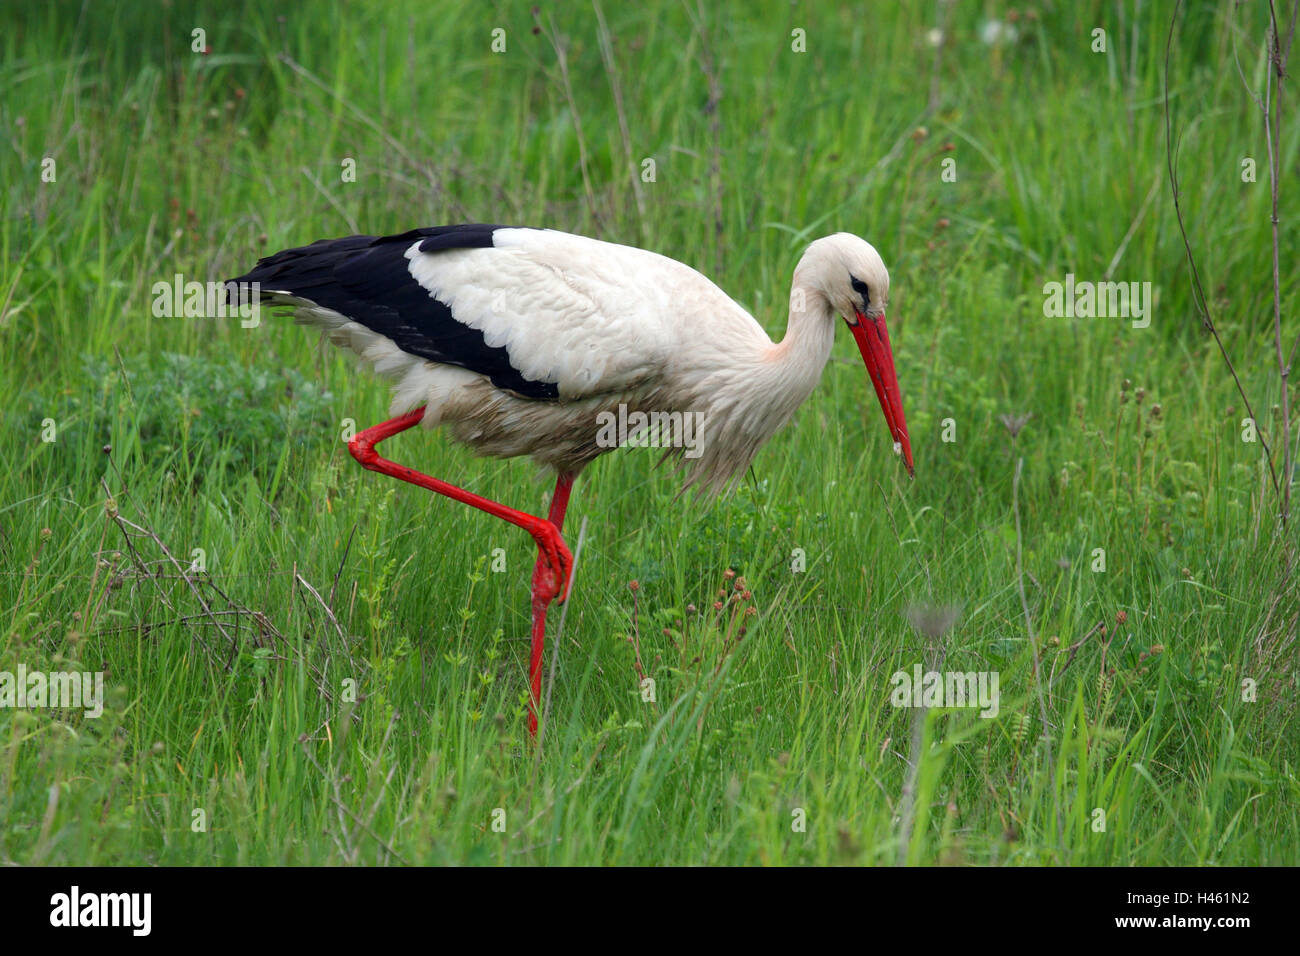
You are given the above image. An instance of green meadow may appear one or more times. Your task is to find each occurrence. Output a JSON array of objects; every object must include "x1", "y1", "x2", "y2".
[{"x1": 1, "y1": 0, "x2": 1296, "y2": 864}]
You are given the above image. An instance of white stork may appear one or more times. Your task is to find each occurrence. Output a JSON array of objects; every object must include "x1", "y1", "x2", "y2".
[{"x1": 228, "y1": 225, "x2": 913, "y2": 737}]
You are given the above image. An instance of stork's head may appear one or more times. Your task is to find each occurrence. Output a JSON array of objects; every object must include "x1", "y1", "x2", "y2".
[{"x1": 802, "y1": 233, "x2": 914, "y2": 477}]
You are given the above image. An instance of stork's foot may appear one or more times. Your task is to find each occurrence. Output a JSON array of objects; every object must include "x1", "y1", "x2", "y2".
[
  {"x1": 530, "y1": 521, "x2": 573, "y2": 605},
  {"x1": 527, "y1": 522, "x2": 571, "y2": 740}
]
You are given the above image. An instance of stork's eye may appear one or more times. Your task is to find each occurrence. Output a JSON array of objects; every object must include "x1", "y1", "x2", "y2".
[{"x1": 850, "y1": 274, "x2": 870, "y2": 311}]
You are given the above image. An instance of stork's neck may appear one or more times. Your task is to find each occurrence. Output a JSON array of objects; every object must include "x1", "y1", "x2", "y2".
[
  {"x1": 769, "y1": 271, "x2": 836, "y2": 381},
  {"x1": 677, "y1": 272, "x2": 836, "y2": 495},
  {"x1": 735, "y1": 271, "x2": 837, "y2": 430}
]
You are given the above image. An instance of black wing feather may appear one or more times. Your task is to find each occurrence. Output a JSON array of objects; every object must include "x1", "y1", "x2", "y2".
[{"x1": 226, "y1": 224, "x2": 559, "y2": 400}]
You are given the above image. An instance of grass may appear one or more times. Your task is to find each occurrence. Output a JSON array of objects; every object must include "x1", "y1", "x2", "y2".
[{"x1": 1, "y1": 0, "x2": 1297, "y2": 865}]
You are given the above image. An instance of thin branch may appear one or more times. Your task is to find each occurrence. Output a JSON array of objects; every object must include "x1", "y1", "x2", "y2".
[
  {"x1": 1164, "y1": 0, "x2": 1281, "y2": 499},
  {"x1": 329, "y1": 522, "x2": 357, "y2": 610},
  {"x1": 536, "y1": 515, "x2": 590, "y2": 753},
  {"x1": 295, "y1": 572, "x2": 347, "y2": 650},
  {"x1": 1263, "y1": 24, "x2": 1290, "y2": 520}
]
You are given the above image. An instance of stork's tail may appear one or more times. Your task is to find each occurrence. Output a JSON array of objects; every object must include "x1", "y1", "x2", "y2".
[{"x1": 223, "y1": 234, "x2": 381, "y2": 309}]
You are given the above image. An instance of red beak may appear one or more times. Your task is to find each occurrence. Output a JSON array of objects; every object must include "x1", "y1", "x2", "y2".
[{"x1": 849, "y1": 312, "x2": 914, "y2": 477}]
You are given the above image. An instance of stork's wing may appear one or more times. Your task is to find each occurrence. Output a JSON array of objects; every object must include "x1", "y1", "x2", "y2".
[{"x1": 227, "y1": 225, "x2": 741, "y2": 402}]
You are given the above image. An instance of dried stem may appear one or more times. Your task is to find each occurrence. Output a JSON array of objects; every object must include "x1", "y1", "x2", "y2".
[
  {"x1": 1013, "y1": 457, "x2": 1061, "y2": 849},
  {"x1": 593, "y1": 0, "x2": 646, "y2": 235}
]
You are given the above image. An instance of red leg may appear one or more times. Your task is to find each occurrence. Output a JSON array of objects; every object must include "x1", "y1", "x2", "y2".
[
  {"x1": 347, "y1": 407, "x2": 574, "y2": 738},
  {"x1": 528, "y1": 471, "x2": 574, "y2": 737}
]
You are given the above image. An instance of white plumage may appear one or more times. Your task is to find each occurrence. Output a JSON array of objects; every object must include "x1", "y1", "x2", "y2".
[{"x1": 248, "y1": 227, "x2": 907, "y2": 494}]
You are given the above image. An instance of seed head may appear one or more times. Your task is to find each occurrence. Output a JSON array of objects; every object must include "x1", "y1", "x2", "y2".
[
  {"x1": 999, "y1": 412, "x2": 1031, "y2": 439},
  {"x1": 904, "y1": 602, "x2": 962, "y2": 638}
]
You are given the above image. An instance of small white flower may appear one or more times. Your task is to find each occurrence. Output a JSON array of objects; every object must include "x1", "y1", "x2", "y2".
[
  {"x1": 980, "y1": 20, "x2": 1018, "y2": 47},
  {"x1": 926, "y1": 28, "x2": 944, "y2": 48}
]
